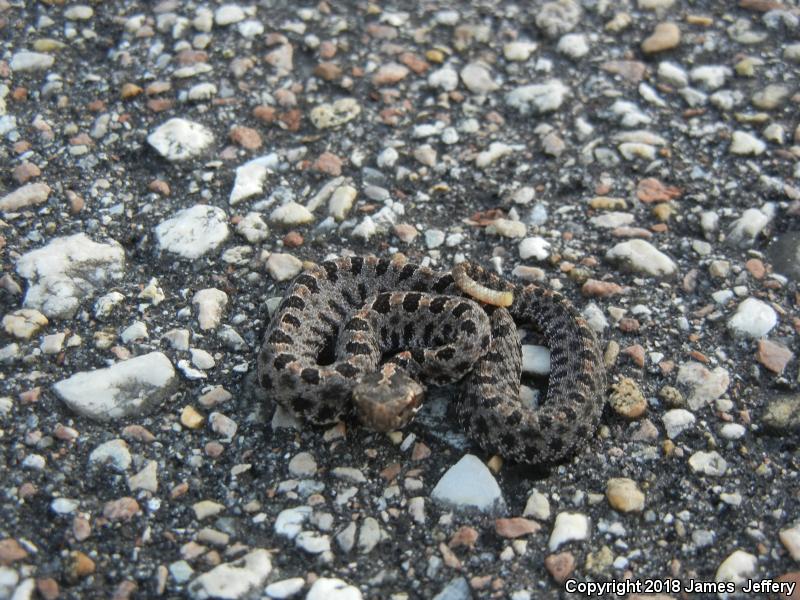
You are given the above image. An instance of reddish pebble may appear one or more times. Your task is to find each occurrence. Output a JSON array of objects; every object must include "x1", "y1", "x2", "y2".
[
  {"x1": 13, "y1": 141, "x2": 32, "y2": 154},
  {"x1": 147, "y1": 98, "x2": 173, "y2": 112},
  {"x1": 313, "y1": 151, "x2": 343, "y2": 176},
  {"x1": 582, "y1": 279, "x2": 624, "y2": 297},
  {"x1": 278, "y1": 109, "x2": 301, "y2": 131},
  {"x1": 102, "y1": 497, "x2": 141, "y2": 521},
  {"x1": 372, "y1": 62, "x2": 410, "y2": 85},
  {"x1": 399, "y1": 52, "x2": 429, "y2": 74},
  {"x1": 544, "y1": 552, "x2": 576, "y2": 583},
  {"x1": 449, "y1": 526, "x2": 479, "y2": 549},
  {"x1": 13, "y1": 162, "x2": 41, "y2": 184},
  {"x1": 314, "y1": 62, "x2": 342, "y2": 81},
  {"x1": 622, "y1": 344, "x2": 646, "y2": 367},
  {"x1": 756, "y1": 339, "x2": 794, "y2": 374},
  {"x1": 205, "y1": 441, "x2": 224, "y2": 457},
  {"x1": 618, "y1": 318, "x2": 640, "y2": 333},
  {"x1": 283, "y1": 231, "x2": 304, "y2": 248},
  {"x1": 689, "y1": 350, "x2": 709, "y2": 363},
  {"x1": 319, "y1": 40, "x2": 337, "y2": 59},
  {"x1": 171, "y1": 482, "x2": 190, "y2": 499},
  {"x1": 253, "y1": 105, "x2": 276, "y2": 123},
  {"x1": 111, "y1": 580, "x2": 138, "y2": 600},
  {"x1": 18, "y1": 482, "x2": 37, "y2": 499},
  {"x1": 230, "y1": 126, "x2": 262, "y2": 150},
  {"x1": 66, "y1": 190, "x2": 85, "y2": 213},
  {"x1": 72, "y1": 516, "x2": 91, "y2": 541},
  {"x1": 411, "y1": 442, "x2": 431, "y2": 461},
  {"x1": 495, "y1": 517, "x2": 541, "y2": 538},
  {"x1": 637, "y1": 178, "x2": 682, "y2": 203},
  {"x1": 19, "y1": 387, "x2": 40, "y2": 403},
  {"x1": 11, "y1": 87, "x2": 28, "y2": 101},
  {"x1": 36, "y1": 578, "x2": 59, "y2": 600},
  {"x1": 380, "y1": 463, "x2": 401, "y2": 481},
  {"x1": 0, "y1": 538, "x2": 28, "y2": 565},
  {"x1": 121, "y1": 424, "x2": 156, "y2": 443},
  {"x1": 745, "y1": 258, "x2": 766, "y2": 279},
  {"x1": 148, "y1": 179, "x2": 170, "y2": 196}
]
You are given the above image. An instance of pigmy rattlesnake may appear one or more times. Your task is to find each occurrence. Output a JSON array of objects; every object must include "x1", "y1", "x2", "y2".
[{"x1": 258, "y1": 255, "x2": 606, "y2": 465}]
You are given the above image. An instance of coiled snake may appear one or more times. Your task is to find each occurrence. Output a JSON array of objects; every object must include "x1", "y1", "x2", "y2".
[{"x1": 258, "y1": 255, "x2": 605, "y2": 465}]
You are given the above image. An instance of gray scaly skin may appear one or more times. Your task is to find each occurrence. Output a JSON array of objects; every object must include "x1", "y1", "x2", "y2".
[{"x1": 258, "y1": 255, "x2": 606, "y2": 465}]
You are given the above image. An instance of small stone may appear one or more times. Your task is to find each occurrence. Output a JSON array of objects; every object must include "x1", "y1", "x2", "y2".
[
  {"x1": 270, "y1": 202, "x2": 314, "y2": 226},
  {"x1": 662, "y1": 409, "x2": 695, "y2": 439},
  {"x1": 557, "y1": 33, "x2": 589, "y2": 58},
  {"x1": 727, "y1": 208, "x2": 771, "y2": 247},
  {"x1": 688, "y1": 450, "x2": 728, "y2": 476},
  {"x1": 523, "y1": 490, "x2": 551, "y2": 520},
  {"x1": 229, "y1": 126, "x2": 262, "y2": 150},
  {"x1": 752, "y1": 84, "x2": 790, "y2": 110},
  {"x1": 310, "y1": 98, "x2": 361, "y2": 129},
  {"x1": 605, "y1": 240, "x2": 677, "y2": 278},
  {"x1": 329, "y1": 185, "x2": 357, "y2": 221},
  {"x1": 2, "y1": 309, "x2": 48, "y2": 340},
  {"x1": 214, "y1": 4, "x2": 245, "y2": 25},
  {"x1": 187, "y1": 549, "x2": 272, "y2": 600},
  {"x1": 156, "y1": 205, "x2": 229, "y2": 259},
  {"x1": 779, "y1": 525, "x2": 800, "y2": 561},
  {"x1": 727, "y1": 298, "x2": 777, "y2": 339},
  {"x1": 690, "y1": 65, "x2": 732, "y2": 91},
  {"x1": 265, "y1": 577, "x2": 305, "y2": 599},
  {"x1": 313, "y1": 152, "x2": 343, "y2": 176},
  {"x1": 54, "y1": 352, "x2": 176, "y2": 421},
  {"x1": 288, "y1": 452, "x2": 317, "y2": 477},
  {"x1": 306, "y1": 578, "x2": 362, "y2": 600},
  {"x1": 128, "y1": 461, "x2": 158, "y2": 493},
  {"x1": 544, "y1": 552, "x2": 575, "y2": 584},
  {"x1": 147, "y1": 118, "x2": 213, "y2": 161},
  {"x1": 756, "y1": 340, "x2": 794, "y2": 374},
  {"x1": 487, "y1": 218, "x2": 526, "y2": 238},
  {"x1": 503, "y1": 40, "x2": 538, "y2": 61},
  {"x1": 495, "y1": 518, "x2": 541, "y2": 538},
  {"x1": 506, "y1": 80, "x2": 569, "y2": 114},
  {"x1": 192, "y1": 500, "x2": 224, "y2": 520},
  {"x1": 762, "y1": 394, "x2": 800, "y2": 433},
  {"x1": 181, "y1": 406, "x2": 204, "y2": 429},
  {"x1": 519, "y1": 237, "x2": 550, "y2": 261},
  {"x1": 675, "y1": 362, "x2": 730, "y2": 410},
  {"x1": 548, "y1": 512, "x2": 590, "y2": 551},
  {"x1": 431, "y1": 455, "x2": 506, "y2": 513},
  {"x1": 266, "y1": 253, "x2": 303, "y2": 281},
  {"x1": 730, "y1": 131, "x2": 766, "y2": 155},
  {"x1": 89, "y1": 439, "x2": 131, "y2": 472},
  {"x1": 720, "y1": 423, "x2": 746, "y2": 440},
  {"x1": 372, "y1": 62, "x2": 409, "y2": 86},
  {"x1": 606, "y1": 478, "x2": 645, "y2": 513},
  {"x1": 609, "y1": 377, "x2": 647, "y2": 419},
  {"x1": 10, "y1": 51, "x2": 54, "y2": 72},
  {"x1": 0, "y1": 539, "x2": 28, "y2": 565},
  {"x1": 236, "y1": 212, "x2": 269, "y2": 243},
  {"x1": 66, "y1": 551, "x2": 95, "y2": 581},
  {"x1": 535, "y1": 0, "x2": 582, "y2": 38},
  {"x1": 102, "y1": 497, "x2": 140, "y2": 521},
  {"x1": 460, "y1": 62, "x2": 498, "y2": 94},
  {"x1": 229, "y1": 155, "x2": 279, "y2": 205},
  {"x1": 581, "y1": 280, "x2": 624, "y2": 297},
  {"x1": 715, "y1": 550, "x2": 756, "y2": 591},
  {"x1": 0, "y1": 182, "x2": 51, "y2": 213},
  {"x1": 192, "y1": 289, "x2": 228, "y2": 331},
  {"x1": 641, "y1": 22, "x2": 680, "y2": 53},
  {"x1": 16, "y1": 233, "x2": 125, "y2": 319}
]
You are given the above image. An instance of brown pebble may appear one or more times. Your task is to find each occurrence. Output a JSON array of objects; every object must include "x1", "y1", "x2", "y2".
[
  {"x1": 13, "y1": 141, "x2": 32, "y2": 154},
  {"x1": 745, "y1": 258, "x2": 765, "y2": 279},
  {"x1": 252, "y1": 105, "x2": 277, "y2": 123},
  {"x1": 618, "y1": 318, "x2": 640, "y2": 333},
  {"x1": 111, "y1": 580, "x2": 138, "y2": 600},
  {"x1": 449, "y1": 526, "x2": 479, "y2": 549},
  {"x1": 73, "y1": 515, "x2": 92, "y2": 541},
  {"x1": 11, "y1": 86, "x2": 28, "y2": 101},
  {"x1": 148, "y1": 179, "x2": 170, "y2": 196},
  {"x1": 147, "y1": 98, "x2": 173, "y2": 112},
  {"x1": 278, "y1": 109, "x2": 302, "y2": 131},
  {"x1": 313, "y1": 151, "x2": 343, "y2": 176},
  {"x1": 469, "y1": 575, "x2": 492, "y2": 590},
  {"x1": 0, "y1": 538, "x2": 28, "y2": 565},
  {"x1": 438, "y1": 542, "x2": 462, "y2": 569},
  {"x1": 13, "y1": 161, "x2": 41, "y2": 184},
  {"x1": 18, "y1": 482, "x2": 37, "y2": 499},
  {"x1": 399, "y1": 52, "x2": 429, "y2": 75},
  {"x1": 756, "y1": 339, "x2": 794, "y2": 374},
  {"x1": 283, "y1": 231, "x2": 304, "y2": 248},
  {"x1": 19, "y1": 387, "x2": 41, "y2": 403},
  {"x1": 641, "y1": 22, "x2": 681, "y2": 54},
  {"x1": 274, "y1": 88, "x2": 297, "y2": 107},
  {"x1": 121, "y1": 424, "x2": 155, "y2": 443},
  {"x1": 775, "y1": 571, "x2": 800, "y2": 599},
  {"x1": 319, "y1": 40, "x2": 337, "y2": 59},
  {"x1": 36, "y1": 577, "x2": 60, "y2": 600},
  {"x1": 145, "y1": 81, "x2": 171, "y2": 95},
  {"x1": 66, "y1": 190, "x2": 84, "y2": 213},
  {"x1": 393, "y1": 223, "x2": 418, "y2": 243},
  {"x1": 205, "y1": 441, "x2": 224, "y2": 457},
  {"x1": 544, "y1": 552, "x2": 575, "y2": 583},
  {"x1": 314, "y1": 62, "x2": 342, "y2": 81},
  {"x1": 66, "y1": 551, "x2": 95, "y2": 581},
  {"x1": 120, "y1": 83, "x2": 142, "y2": 99},
  {"x1": 54, "y1": 423, "x2": 79, "y2": 441},
  {"x1": 411, "y1": 442, "x2": 431, "y2": 461},
  {"x1": 611, "y1": 226, "x2": 653, "y2": 239},
  {"x1": 380, "y1": 463, "x2": 401, "y2": 482},
  {"x1": 102, "y1": 497, "x2": 141, "y2": 521},
  {"x1": 171, "y1": 481, "x2": 189, "y2": 499},
  {"x1": 600, "y1": 60, "x2": 646, "y2": 83},
  {"x1": 495, "y1": 517, "x2": 541, "y2": 538},
  {"x1": 372, "y1": 62, "x2": 410, "y2": 86},
  {"x1": 621, "y1": 344, "x2": 645, "y2": 367},
  {"x1": 582, "y1": 279, "x2": 624, "y2": 297},
  {"x1": 230, "y1": 125, "x2": 262, "y2": 150},
  {"x1": 610, "y1": 377, "x2": 648, "y2": 419},
  {"x1": 659, "y1": 360, "x2": 675, "y2": 375},
  {"x1": 637, "y1": 178, "x2": 681, "y2": 203},
  {"x1": 689, "y1": 350, "x2": 709, "y2": 363}
]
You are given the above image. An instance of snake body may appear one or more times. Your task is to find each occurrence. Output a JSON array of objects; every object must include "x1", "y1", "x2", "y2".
[{"x1": 258, "y1": 255, "x2": 606, "y2": 465}]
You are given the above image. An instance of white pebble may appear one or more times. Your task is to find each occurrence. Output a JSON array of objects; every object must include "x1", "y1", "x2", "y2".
[
  {"x1": 548, "y1": 512, "x2": 590, "y2": 551},
  {"x1": 727, "y1": 297, "x2": 777, "y2": 339}
]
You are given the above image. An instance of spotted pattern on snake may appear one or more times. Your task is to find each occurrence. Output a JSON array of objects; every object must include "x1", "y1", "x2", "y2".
[{"x1": 258, "y1": 255, "x2": 606, "y2": 465}]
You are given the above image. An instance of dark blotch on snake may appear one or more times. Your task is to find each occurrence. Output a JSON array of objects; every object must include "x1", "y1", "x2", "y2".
[
  {"x1": 372, "y1": 293, "x2": 391, "y2": 314},
  {"x1": 350, "y1": 256, "x2": 363, "y2": 275},
  {"x1": 429, "y1": 297, "x2": 447, "y2": 314},
  {"x1": 345, "y1": 341, "x2": 372, "y2": 356},
  {"x1": 273, "y1": 353, "x2": 296, "y2": 369},
  {"x1": 281, "y1": 313, "x2": 301, "y2": 327},
  {"x1": 402, "y1": 293, "x2": 422, "y2": 312},
  {"x1": 398, "y1": 263, "x2": 416, "y2": 281},
  {"x1": 295, "y1": 274, "x2": 319, "y2": 294},
  {"x1": 268, "y1": 329, "x2": 293, "y2": 345},
  {"x1": 301, "y1": 368, "x2": 320, "y2": 384},
  {"x1": 336, "y1": 362, "x2": 359, "y2": 378},
  {"x1": 345, "y1": 317, "x2": 370, "y2": 332}
]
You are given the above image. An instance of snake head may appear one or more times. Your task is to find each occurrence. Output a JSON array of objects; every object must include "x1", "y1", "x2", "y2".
[{"x1": 352, "y1": 368, "x2": 425, "y2": 432}]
